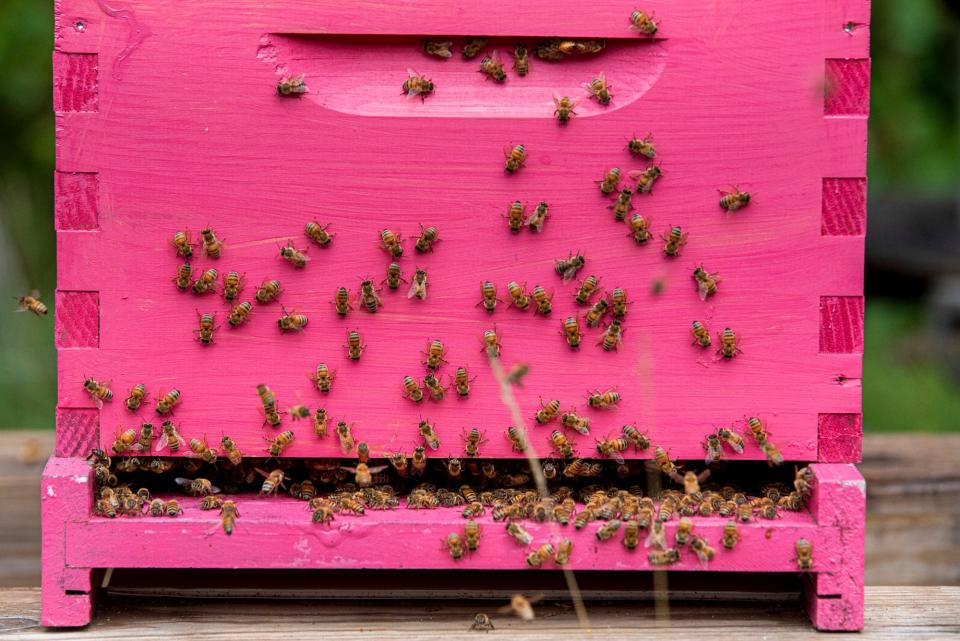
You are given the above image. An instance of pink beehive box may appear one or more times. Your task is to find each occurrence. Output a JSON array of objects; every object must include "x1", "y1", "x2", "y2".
[{"x1": 45, "y1": 0, "x2": 869, "y2": 629}]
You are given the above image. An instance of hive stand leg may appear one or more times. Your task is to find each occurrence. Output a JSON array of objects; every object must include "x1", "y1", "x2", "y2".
[
  {"x1": 803, "y1": 463, "x2": 865, "y2": 631},
  {"x1": 41, "y1": 457, "x2": 95, "y2": 627}
]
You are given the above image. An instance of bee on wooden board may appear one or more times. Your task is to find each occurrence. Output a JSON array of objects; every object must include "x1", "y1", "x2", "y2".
[
  {"x1": 631, "y1": 164, "x2": 662, "y2": 194},
  {"x1": 220, "y1": 436, "x2": 243, "y2": 466},
  {"x1": 596, "y1": 519, "x2": 622, "y2": 542},
  {"x1": 553, "y1": 95, "x2": 577, "y2": 124},
  {"x1": 81, "y1": 377, "x2": 112, "y2": 406},
  {"x1": 506, "y1": 44, "x2": 529, "y2": 76},
  {"x1": 175, "y1": 477, "x2": 221, "y2": 497},
  {"x1": 423, "y1": 373, "x2": 446, "y2": 401},
  {"x1": 170, "y1": 230, "x2": 194, "y2": 259},
  {"x1": 795, "y1": 538, "x2": 813, "y2": 570},
  {"x1": 630, "y1": 9, "x2": 660, "y2": 35},
  {"x1": 110, "y1": 427, "x2": 138, "y2": 455},
  {"x1": 255, "y1": 279, "x2": 282, "y2": 304},
  {"x1": 555, "y1": 252, "x2": 586, "y2": 281},
  {"x1": 627, "y1": 133, "x2": 656, "y2": 158},
  {"x1": 717, "y1": 427, "x2": 745, "y2": 453},
  {"x1": 265, "y1": 430, "x2": 295, "y2": 457},
  {"x1": 525, "y1": 200, "x2": 549, "y2": 232},
  {"x1": 463, "y1": 427, "x2": 485, "y2": 457},
  {"x1": 506, "y1": 426, "x2": 527, "y2": 452},
  {"x1": 583, "y1": 72, "x2": 613, "y2": 105},
  {"x1": 505, "y1": 200, "x2": 526, "y2": 233},
  {"x1": 124, "y1": 384, "x2": 147, "y2": 412},
  {"x1": 550, "y1": 430, "x2": 574, "y2": 458},
  {"x1": 584, "y1": 298, "x2": 609, "y2": 328},
  {"x1": 304, "y1": 221, "x2": 334, "y2": 247},
  {"x1": 479, "y1": 52, "x2": 507, "y2": 82},
  {"x1": 163, "y1": 499, "x2": 183, "y2": 517},
  {"x1": 588, "y1": 389, "x2": 621, "y2": 409},
  {"x1": 762, "y1": 441, "x2": 784, "y2": 466},
  {"x1": 716, "y1": 327, "x2": 742, "y2": 360},
  {"x1": 408, "y1": 268, "x2": 428, "y2": 300},
  {"x1": 192, "y1": 268, "x2": 218, "y2": 295},
  {"x1": 277, "y1": 73, "x2": 307, "y2": 95},
  {"x1": 382, "y1": 263, "x2": 406, "y2": 290},
  {"x1": 200, "y1": 227, "x2": 223, "y2": 259},
  {"x1": 704, "y1": 433, "x2": 724, "y2": 464},
  {"x1": 198, "y1": 495, "x2": 224, "y2": 511},
  {"x1": 411, "y1": 446, "x2": 428, "y2": 476},
  {"x1": 526, "y1": 543, "x2": 555, "y2": 567},
  {"x1": 444, "y1": 532, "x2": 465, "y2": 560},
  {"x1": 719, "y1": 186, "x2": 751, "y2": 212},
  {"x1": 596, "y1": 436, "x2": 629, "y2": 464},
  {"x1": 560, "y1": 315, "x2": 583, "y2": 349},
  {"x1": 691, "y1": 320, "x2": 711, "y2": 348},
  {"x1": 422, "y1": 40, "x2": 453, "y2": 58},
  {"x1": 279, "y1": 241, "x2": 309, "y2": 268},
  {"x1": 477, "y1": 281, "x2": 502, "y2": 313},
  {"x1": 691, "y1": 535, "x2": 715, "y2": 566},
  {"x1": 345, "y1": 329, "x2": 365, "y2": 360},
  {"x1": 195, "y1": 311, "x2": 218, "y2": 345},
  {"x1": 609, "y1": 287, "x2": 630, "y2": 320},
  {"x1": 598, "y1": 167, "x2": 622, "y2": 195},
  {"x1": 482, "y1": 326, "x2": 502, "y2": 357},
  {"x1": 188, "y1": 436, "x2": 219, "y2": 465},
  {"x1": 277, "y1": 306, "x2": 308, "y2": 332},
  {"x1": 746, "y1": 416, "x2": 769, "y2": 444},
  {"x1": 308, "y1": 363, "x2": 335, "y2": 393},
  {"x1": 452, "y1": 367, "x2": 475, "y2": 397},
  {"x1": 154, "y1": 420, "x2": 185, "y2": 453},
  {"x1": 609, "y1": 188, "x2": 634, "y2": 221},
  {"x1": 692, "y1": 265, "x2": 719, "y2": 300},
  {"x1": 574, "y1": 275, "x2": 600, "y2": 305},
  {"x1": 379, "y1": 228, "x2": 404, "y2": 259},
  {"x1": 419, "y1": 419, "x2": 441, "y2": 450},
  {"x1": 402, "y1": 375, "x2": 425, "y2": 403},
  {"x1": 464, "y1": 519, "x2": 481, "y2": 551},
  {"x1": 535, "y1": 398, "x2": 561, "y2": 424},
  {"x1": 653, "y1": 446, "x2": 682, "y2": 480},
  {"x1": 173, "y1": 263, "x2": 192, "y2": 291},
  {"x1": 313, "y1": 408, "x2": 329, "y2": 437},
  {"x1": 661, "y1": 226, "x2": 688, "y2": 257},
  {"x1": 462, "y1": 37, "x2": 489, "y2": 59},
  {"x1": 622, "y1": 424, "x2": 650, "y2": 450},
  {"x1": 627, "y1": 213, "x2": 653, "y2": 245},
  {"x1": 503, "y1": 144, "x2": 527, "y2": 173},
  {"x1": 415, "y1": 224, "x2": 440, "y2": 253},
  {"x1": 505, "y1": 522, "x2": 533, "y2": 545},
  {"x1": 423, "y1": 339, "x2": 448, "y2": 370},
  {"x1": 335, "y1": 421, "x2": 355, "y2": 454},
  {"x1": 403, "y1": 68, "x2": 434, "y2": 101},
  {"x1": 217, "y1": 500, "x2": 239, "y2": 536},
  {"x1": 599, "y1": 319, "x2": 624, "y2": 351},
  {"x1": 536, "y1": 39, "x2": 564, "y2": 60},
  {"x1": 357, "y1": 279, "x2": 383, "y2": 313}
]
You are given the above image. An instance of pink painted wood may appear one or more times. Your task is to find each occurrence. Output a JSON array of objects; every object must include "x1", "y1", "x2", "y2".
[{"x1": 47, "y1": 0, "x2": 869, "y2": 630}]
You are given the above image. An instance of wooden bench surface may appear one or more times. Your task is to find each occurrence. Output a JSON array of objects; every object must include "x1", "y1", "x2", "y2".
[
  {"x1": 0, "y1": 586, "x2": 957, "y2": 639},
  {"x1": 2, "y1": 431, "x2": 959, "y2": 586}
]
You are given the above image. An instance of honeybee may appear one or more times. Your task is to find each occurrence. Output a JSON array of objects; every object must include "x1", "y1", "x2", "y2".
[
  {"x1": 255, "y1": 279, "x2": 282, "y2": 304},
  {"x1": 527, "y1": 284, "x2": 552, "y2": 316},
  {"x1": 549, "y1": 538, "x2": 573, "y2": 565},
  {"x1": 423, "y1": 373, "x2": 446, "y2": 401},
  {"x1": 716, "y1": 327, "x2": 742, "y2": 359},
  {"x1": 422, "y1": 40, "x2": 453, "y2": 58},
  {"x1": 277, "y1": 73, "x2": 307, "y2": 95},
  {"x1": 599, "y1": 319, "x2": 624, "y2": 351},
  {"x1": 382, "y1": 263, "x2": 406, "y2": 290},
  {"x1": 414, "y1": 224, "x2": 439, "y2": 253},
  {"x1": 626, "y1": 133, "x2": 656, "y2": 159},
  {"x1": 526, "y1": 543, "x2": 555, "y2": 567},
  {"x1": 279, "y1": 242, "x2": 309, "y2": 268},
  {"x1": 309, "y1": 363, "x2": 335, "y2": 393},
  {"x1": 608, "y1": 287, "x2": 630, "y2": 320},
  {"x1": 482, "y1": 327, "x2": 502, "y2": 357},
  {"x1": 631, "y1": 164, "x2": 662, "y2": 194},
  {"x1": 606, "y1": 188, "x2": 634, "y2": 222},
  {"x1": 308, "y1": 408, "x2": 328, "y2": 438},
  {"x1": 572, "y1": 275, "x2": 599, "y2": 305},
  {"x1": 175, "y1": 477, "x2": 221, "y2": 496},
  {"x1": 499, "y1": 594, "x2": 539, "y2": 622},
  {"x1": 525, "y1": 200, "x2": 549, "y2": 232},
  {"x1": 762, "y1": 441, "x2": 784, "y2": 466},
  {"x1": 673, "y1": 517, "x2": 693, "y2": 546},
  {"x1": 170, "y1": 230, "x2": 195, "y2": 259},
  {"x1": 746, "y1": 416, "x2": 768, "y2": 444},
  {"x1": 596, "y1": 436, "x2": 629, "y2": 464},
  {"x1": 265, "y1": 431, "x2": 295, "y2": 457},
  {"x1": 560, "y1": 315, "x2": 583, "y2": 349},
  {"x1": 330, "y1": 286, "x2": 353, "y2": 316},
  {"x1": 584, "y1": 298, "x2": 609, "y2": 328},
  {"x1": 536, "y1": 39, "x2": 564, "y2": 60},
  {"x1": 200, "y1": 227, "x2": 222, "y2": 259},
  {"x1": 691, "y1": 321, "x2": 711, "y2": 348},
  {"x1": 462, "y1": 37, "x2": 488, "y2": 59},
  {"x1": 333, "y1": 421, "x2": 355, "y2": 454},
  {"x1": 553, "y1": 95, "x2": 577, "y2": 124},
  {"x1": 630, "y1": 9, "x2": 659, "y2": 35},
  {"x1": 257, "y1": 467, "x2": 286, "y2": 495},
  {"x1": 199, "y1": 495, "x2": 224, "y2": 511},
  {"x1": 506, "y1": 426, "x2": 527, "y2": 452},
  {"x1": 719, "y1": 186, "x2": 751, "y2": 212},
  {"x1": 185, "y1": 436, "x2": 218, "y2": 464},
  {"x1": 304, "y1": 220, "x2": 334, "y2": 247},
  {"x1": 505, "y1": 200, "x2": 526, "y2": 233},
  {"x1": 288, "y1": 404, "x2": 310, "y2": 421},
  {"x1": 505, "y1": 362, "x2": 529, "y2": 386},
  {"x1": 627, "y1": 213, "x2": 653, "y2": 244},
  {"x1": 479, "y1": 53, "x2": 507, "y2": 82},
  {"x1": 442, "y1": 532, "x2": 465, "y2": 560},
  {"x1": 584, "y1": 72, "x2": 613, "y2": 105},
  {"x1": 704, "y1": 433, "x2": 724, "y2": 464},
  {"x1": 345, "y1": 329, "x2": 365, "y2": 360},
  {"x1": 110, "y1": 427, "x2": 138, "y2": 455},
  {"x1": 550, "y1": 430, "x2": 574, "y2": 458},
  {"x1": 691, "y1": 535, "x2": 715, "y2": 566},
  {"x1": 661, "y1": 226, "x2": 688, "y2": 257},
  {"x1": 653, "y1": 446, "x2": 681, "y2": 479},
  {"x1": 737, "y1": 503, "x2": 753, "y2": 523},
  {"x1": 795, "y1": 538, "x2": 813, "y2": 570},
  {"x1": 453, "y1": 367, "x2": 475, "y2": 398},
  {"x1": 621, "y1": 424, "x2": 650, "y2": 450},
  {"x1": 195, "y1": 311, "x2": 217, "y2": 345},
  {"x1": 717, "y1": 427, "x2": 744, "y2": 453},
  {"x1": 192, "y1": 268, "x2": 218, "y2": 295},
  {"x1": 598, "y1": 167, "x2": 622, "y2": 195},
  {"x1": 536, "y1": 398, "x2": 561, "y2": 424},
  {"x1": 411, "y1": 446, "x2": 428, "y2": 476},
  {"x1": 164, "y1": 500, "x2": 183, "y2": 517},
  {"x1": 218, "y1": 271, "x2": 241, "y2": 301},
  {"x1": 124, "y1": 384, "x2": 147, "y2": 412},
  {"x1": 555, "y1": 253, "x2": 585, "y2": 281},
  {"x1": 794, "y1": 466, "x2": 814, "y2": 496},
  {"x1": 692, "y1": 265, "x2": 719, "y2": 300},
  {"x1": 595, "y1": 519, "x2": 622, "y2": 542},
  {"x1": 379, "y1": 228, "x2": 404, "y2": 258},
  {"x1": 220, "y1": 436, "x2": 243, "y2": 466},
  {"x1": 419, "y1": 420, "x2": 441, "y2": 450},
  {"x1": 168, "y1": 261, "x2": 192, "y2": 291},
  {"x1": 155, "y1": 388, "x2": 181, "y2": 415},
  {"x1": 357, "y1": 279, "x2": 383, "y2": 314},
  {"x1": 310, "y1": 498, "x2": 336, "y2": 524},
  {"x1": 403, "y1": 68, "x2": 434, "y2": 100},
  {"x1": 513, "y1": 45, "x2": 530, "y2": 76},
  {"x1": 475, "y1": 281, "x2": 501, "y2": 313},
  {"x1": 423, "y1": 339, "x2": 447, "y2": 370},
  {"x1": 344, "y1": 462, "x2": 389, "y2": 488},
  {"x1": 277, "y1": 306, "x2": 308, "y2": 332},
  {"x1": 587, "y1": 389, "x2": 620, "y2": 409},
  {"x1": 503, "y1": 144, "x2": 527, "y2": 173},
  {"x1": 505, "y1": 522, "x2": 533, "y2": 545},
  {"x1": 408, "y1": 269, "x2": 428, "y2": 300}
]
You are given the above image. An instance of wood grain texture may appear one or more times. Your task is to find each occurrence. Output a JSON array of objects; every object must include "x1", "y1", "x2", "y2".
[
  {"x1": 2, "y1": 586, "x2": 958, "y2": 639},
  {"x1": 825, "y1": 59, "x2": 871, "y2": 116},
  {"x1": 54, "y1": 172, "x2": 99, "y2": 230},
  {"x1": 52, "y1": 52, "x2": 98, "y2": 112},
  {"x1": 55, "y1": 292, "x2": 99, "y2": 349},
  {"x1": 822, "y1": 178, "x2": 866, "y2": 236},
  {"x1": 52, "y1": 0, "x2": 868, "y2": 463}
]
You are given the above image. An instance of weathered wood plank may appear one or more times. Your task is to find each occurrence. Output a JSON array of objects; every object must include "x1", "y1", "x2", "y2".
[{"x1": 0, "y1": 586, "x2": 956, "y2": 639}]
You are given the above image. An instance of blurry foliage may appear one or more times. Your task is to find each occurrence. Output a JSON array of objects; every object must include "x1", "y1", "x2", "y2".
[{"x1": 0, "y1": 1, "x2": 957, "y2": 430}]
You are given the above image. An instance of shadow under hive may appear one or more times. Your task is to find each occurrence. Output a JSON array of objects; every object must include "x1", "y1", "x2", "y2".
[{"x1": 46, "y1": 0, "x2": 869, "y2": 630}]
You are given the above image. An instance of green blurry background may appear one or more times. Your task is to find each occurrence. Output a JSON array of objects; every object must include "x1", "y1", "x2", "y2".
[{"x1": 1, "y1": 1, "x2": 958, "y2": 431}]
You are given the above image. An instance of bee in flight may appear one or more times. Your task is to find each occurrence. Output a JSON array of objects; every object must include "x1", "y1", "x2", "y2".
[
  {"x1": 277, "y1": 73, "x2": 307, "y2": 95},
  {"x1": 553, "y1": 95, "x2": 577, "y2": 124},
  {"x1": 422, "y1": 40, "x2": 453, "y2": 58},
  {"x1": 719, "y1": 186, "x2": 751, "y2": 212},
  {"x1": 16, "y1": 290, "x2": 47, "y2": 316},
  {"x1": 503, "y1": 144, "x2": 527, "y2": 173},
  {"x1": 403, "y1": 68, "x2": 434, "y2": 101},
  {"x1": 583, "y1": 72, "x2": 612, "y2": 105}
]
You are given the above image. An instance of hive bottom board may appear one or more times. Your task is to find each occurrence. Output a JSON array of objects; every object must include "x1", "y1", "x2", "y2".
[{"x1": 41, "y1": 459, "x2": 864, "y2": 630}]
